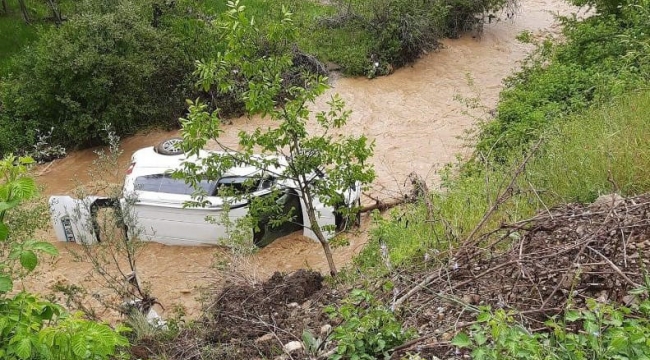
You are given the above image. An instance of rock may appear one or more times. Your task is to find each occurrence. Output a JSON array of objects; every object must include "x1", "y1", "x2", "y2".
[
  {"x1": 287, "y1": 302, "x2": 299, "y2": 309},
  {"x1": 283, "y1": 341, "x2": 303, "y2": 353},
  {"x1": 593, "y1": 193, "x2": 624, "y2": 208},
  {"x1": 622, "y1": 295, "x2": 637, "y2": 306},
  {"x1": 462, "y1": 294, "x2": 480, "y2": 305},
  {"x1": 320, "y1": 324, "x2": 332, "y2": 337}
]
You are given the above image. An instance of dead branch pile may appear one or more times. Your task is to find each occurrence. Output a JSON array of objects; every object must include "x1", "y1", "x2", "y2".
[{"x1": 392, "y1": 193, "x2": 650, "y2": 357}]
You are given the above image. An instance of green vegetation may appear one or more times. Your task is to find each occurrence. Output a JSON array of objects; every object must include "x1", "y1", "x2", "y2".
[
  {"x1": 0, "y1": 0, "x2": 512, "y2": 156},
  {"x1": 355, "y1": 88, "x2": 650, "y2": 271},
  {"x1": 0, "y1": 0, "x2": 192, "y2": 153},
  {"x1": 355, "y1": 0, "x2": 650, "y2": 272},
  {"x1": 0, "y1": 16, "x2": 37, "y2": 72},
  {"x1": 0, "y1": 155, "x2": 129, "y2": 359},
  {"x1": 325, "y1": 289, "x2": 414, "y2": 359},
  {"x1": 453, "y1": 295, "x2": 650, "y2": 359},
  {"x1": 478, "y1": 0, "x2": 650, "y2": 161},
  {"x1": 179, "y1": 2, "x2": 375, "y2": 276},
  {"x1": 2, "y1": 0, "x2": 650, "y2": 357},
  {"x1": 347, "y1": 1, "x2": 650, "y2": 358}
]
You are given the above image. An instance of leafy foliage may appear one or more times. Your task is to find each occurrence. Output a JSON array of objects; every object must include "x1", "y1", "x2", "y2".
[
  {"x1": 307, "y1": 0, "x2": 513, "y2": 77},
  {"x1": 478, "y1": 0, "x2": 650, "y2": 161},
  {"x1": 325, "y1": 289, "x2": 414, "y2": 359},
  {"x1": 453, "y1": 295, "x2": 650, "y2": 359},
  {"x1": 0, "y1": 0, "x2": 192, "y2": 154},
  {"x1": 0, "y1": 292, "x2": 130, "y2": 360},
  {"x1": 179, "y1": 1, "x2": 375, "y2": 275},
  {"x1": 0, "y1": 154, "x2": 57, "y2": 292},
  {"x1": 0, "y1": 157, "x2": 130, "y2": 359}
]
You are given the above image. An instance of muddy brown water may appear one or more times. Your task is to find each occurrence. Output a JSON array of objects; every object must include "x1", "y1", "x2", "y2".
[{"x1": 26, "y1": 0, "x2": 580, "y2": 320}]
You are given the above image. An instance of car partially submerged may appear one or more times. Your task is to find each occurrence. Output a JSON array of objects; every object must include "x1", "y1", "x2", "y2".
[{"x1": 49, "y1": 138, "x2": 361, "y2": 247}]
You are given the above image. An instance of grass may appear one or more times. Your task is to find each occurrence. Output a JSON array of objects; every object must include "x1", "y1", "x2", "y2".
[
  {"x1": 0, "y1": 14, "x2": 39, "y2": 73},
  {"x1": 0, "y1": 0, "x2": 78, "y2": 73},
  {"x1": 193, "y1": 0, "x2": 374, "y2": 74},
  {"x1": 352, "y1": 88, "x2": 650, "y2": 273}
]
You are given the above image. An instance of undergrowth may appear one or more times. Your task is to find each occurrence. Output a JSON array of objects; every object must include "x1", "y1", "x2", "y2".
[
  {"x1": 453, "y1": 290, "x2": 650, "y2": 359},
  {"x1": 354, "y1": 88, "x2": 650, "y2": 274}
]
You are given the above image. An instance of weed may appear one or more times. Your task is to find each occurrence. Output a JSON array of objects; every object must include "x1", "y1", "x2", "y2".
[{"x1": 325, "y1": 289, "x2": 415, "y2": 359}]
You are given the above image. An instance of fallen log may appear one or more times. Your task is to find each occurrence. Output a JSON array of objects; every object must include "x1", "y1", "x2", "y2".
[
  {"x1": 360, "y1": 172, "x2": 431, "y2": 213},
  {"x1": 360, "y1": 197, "x2": 407, "y2": 212}
]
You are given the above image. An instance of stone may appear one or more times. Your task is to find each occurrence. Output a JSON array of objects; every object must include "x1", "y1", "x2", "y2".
[
  {"x1": 283, "y1": 341, "x2": 303, "y2": 353},
  {"x1": 320, "y1": 324, "x2": 332, "y2": 337}
]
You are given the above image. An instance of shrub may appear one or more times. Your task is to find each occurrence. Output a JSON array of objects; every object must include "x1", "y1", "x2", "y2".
[
  {"x1": 0, "y1": 0, "x2": 192, "y2": 153},
  {"x1": 478, "y1": 0, "x2": 650, "y2": 161},
  {"x1": 453, "y1": 295, "x2": 650, "y2": 359},
  {"x1": 325, "y1": 289, "x2": 414, "y2": 359}
]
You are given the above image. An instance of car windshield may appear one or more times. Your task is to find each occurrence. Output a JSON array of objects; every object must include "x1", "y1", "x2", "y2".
[{"x1": 134, "y1": 174, "x2": 217, "y2": 195}]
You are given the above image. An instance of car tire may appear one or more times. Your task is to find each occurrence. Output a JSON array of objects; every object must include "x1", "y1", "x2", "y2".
[{"x1": 154, "y1": 137, "x2": 184, "y2": 156}]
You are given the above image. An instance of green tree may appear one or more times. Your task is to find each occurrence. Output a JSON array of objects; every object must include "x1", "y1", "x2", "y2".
[
  {"x1": 179, "y1": 1, "x2": 375, "y2": 276},
  {"x1": 0, "y1": 0, "x2": 192, "y2": 153}
]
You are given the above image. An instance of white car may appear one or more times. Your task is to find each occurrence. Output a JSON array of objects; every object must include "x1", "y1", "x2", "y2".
[{"x1": 49, "y1": 138, "x2": 361, "y2": 247}]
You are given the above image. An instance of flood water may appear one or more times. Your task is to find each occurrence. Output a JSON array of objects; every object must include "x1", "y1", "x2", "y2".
[{"x1": 28, "y1": 0, "x2": 580, "y2": 319}]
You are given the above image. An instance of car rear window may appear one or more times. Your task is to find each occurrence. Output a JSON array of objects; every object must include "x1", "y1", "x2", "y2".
[{"x1": 134, "y1": 174, "x2": 217, "y2": 195}]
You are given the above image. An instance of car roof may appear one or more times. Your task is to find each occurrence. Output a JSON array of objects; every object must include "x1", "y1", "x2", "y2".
[{"x1": 128, "y1": 147, "x2": 286, "y2": 178}]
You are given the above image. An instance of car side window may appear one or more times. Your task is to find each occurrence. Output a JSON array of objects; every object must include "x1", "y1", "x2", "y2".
[
  {"x1": 215, "y1": 176, "x2": 262, "y2": 195},
  {"x1": 260, "y1": 176, "x2": 275, "y2": 190},
  {"x1": 134, "y1": 174, "x2": 217, "y2": 195}
]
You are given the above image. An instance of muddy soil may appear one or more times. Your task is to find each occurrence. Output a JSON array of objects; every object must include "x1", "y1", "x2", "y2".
[
  {"x1": 27, "y1": 0, "x2": 581, "y2": 320},
  {"x1": 142, "y1": 270, "x2": 340, "y2": 360}
]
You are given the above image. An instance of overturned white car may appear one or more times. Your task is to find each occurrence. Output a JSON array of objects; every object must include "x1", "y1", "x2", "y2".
[{"x1": 49, "y1": 138, "x2": 361, "y2": 247}]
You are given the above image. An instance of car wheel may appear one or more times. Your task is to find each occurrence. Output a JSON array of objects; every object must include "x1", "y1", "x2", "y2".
[{"x1": 154, "y1": 137, "x2": 184, "y2": 156}]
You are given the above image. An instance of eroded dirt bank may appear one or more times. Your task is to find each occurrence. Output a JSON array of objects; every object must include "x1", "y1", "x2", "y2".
[{"x1": 29, "y1": 0, "x2": 579, "y2": 319}]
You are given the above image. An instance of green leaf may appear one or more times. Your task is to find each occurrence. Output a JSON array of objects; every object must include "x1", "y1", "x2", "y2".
[
  {"x1": 0, "y1": 275, "x2": 13, "y2": 292},
  {"x1": 565, "y1": 309, "x2": 581, "y2": 322},
  {"x1": 0, "y1": 222, "x2": 8, "y2": 241},
  {"x1": 30, "y1": 242, "x2": 58, "y2": 256},
  {"x1": 11, "y1": 177, "x2": 38, "y2": 200},
  {"x1": 0, "y1": 199, "x2": 20, "y2": 212},
  {"x1": 474, "y1": 331, "x2": 488, "y2": 346},
  {"x1": 15, "y1": 337, "x2": 32, "y2": 360},
  {"x1": 20, "y1": 250, "x2": 38, "y2": 271},
  {"x1": 477, "y1": 311, "x2": 492, "y2": 323},
  {"x1": 72, "y1": 332, "x2": 87, "y2": 357},
  {"x1": 451, "y1": 333, "x2": 472, "y2": 348}
]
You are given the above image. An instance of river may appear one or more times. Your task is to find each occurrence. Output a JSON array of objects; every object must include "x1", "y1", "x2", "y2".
[{"x1": 28, "y1": 0, "x2": 580, "y2": 319}]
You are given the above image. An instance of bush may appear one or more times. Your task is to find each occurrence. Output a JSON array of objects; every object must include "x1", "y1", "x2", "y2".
[
  {"x1": 478, "y1": 0, "x2": 650, "y2": 161},
  {"x1": 300, "y1": 0, "x2": 514, "y2": 77},
  {"x1": 325, "y1": 289, "x2": 414, "y2": 359},
  {"x1": 0, "y1": 0, "x2": 192, "y2": 153},
  {"x1": 453, "y1": 294, "x2": 650, "y2": 359}
]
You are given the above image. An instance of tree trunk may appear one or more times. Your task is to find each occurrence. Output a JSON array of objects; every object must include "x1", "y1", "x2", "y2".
[
  {"x1": 306, "y1": 205, "x2": 338, "y2": 276},
  {"x1": 17, "y1": 0, "x2": 29, "y2": 23},
  {"x1": 301, "y1": 186, "x2": 338, "y2": 276},
  {"x1": 1, "y1": 0, "x2": 8, "y2": 15}
]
